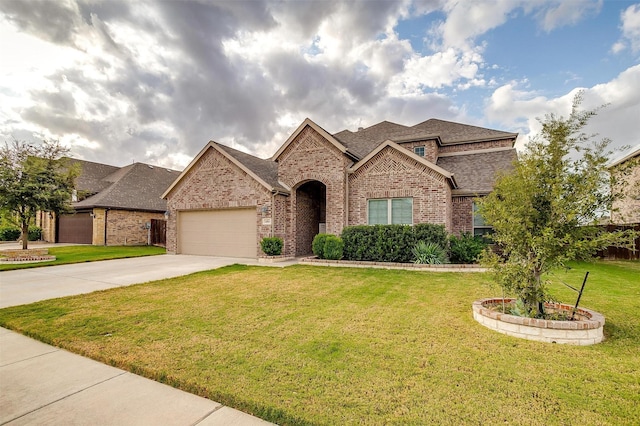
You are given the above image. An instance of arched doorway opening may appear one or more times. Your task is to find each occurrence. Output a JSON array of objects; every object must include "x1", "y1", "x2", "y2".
[{"x1": 295, "y1": 180, "x2": 326, "y2": 256}]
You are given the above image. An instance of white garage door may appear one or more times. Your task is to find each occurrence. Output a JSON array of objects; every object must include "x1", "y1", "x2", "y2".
[{"x1": 178, "y1": 209, "x2": 257, "y2": 257}]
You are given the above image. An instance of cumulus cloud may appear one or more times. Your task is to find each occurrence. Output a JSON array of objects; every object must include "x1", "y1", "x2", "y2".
[
  {"x1": 612, "y1": 4, "x2": 640, "y2": 54},
  {"x1": 0, "y1": 0, "x2": 635, "y2": 170},
  {"x1": 534, "y1": 0, "x2": 602, "y2": 32},
  {"x1": 485, "y1": 65, "x2": 640, "y2": 154}
]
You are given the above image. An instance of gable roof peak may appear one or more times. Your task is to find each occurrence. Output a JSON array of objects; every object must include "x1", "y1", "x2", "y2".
[{"x1": 271, "y1": 117, "x2": 351, "y2": 161}]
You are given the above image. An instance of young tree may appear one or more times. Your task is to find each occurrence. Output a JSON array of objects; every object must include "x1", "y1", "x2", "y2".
[
  {"x1": 0, "y1": 139, "x2": 78, "y2": 249},
  {"x1": 478, "y1": 93, "x2": 637, "y2": 317}
]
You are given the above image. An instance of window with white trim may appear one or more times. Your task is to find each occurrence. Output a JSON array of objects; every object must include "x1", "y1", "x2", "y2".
[
  {"x1": 413, "y1": 146, "x2": 425, "y2": 157},
  {"x1": 368, "y1": 198, "x2": 413, "y2": 225},
  {"x1": 473, "y1": 202, "x2": 493, "y2": 237}
]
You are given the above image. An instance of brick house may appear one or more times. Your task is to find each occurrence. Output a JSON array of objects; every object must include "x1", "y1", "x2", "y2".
[
  {"x1": 38, "y1": 159, "x2": 180, "y2": 246},
  {"x1": 162, "y1": 118, "x2": 518, "y2": 258},
  {"x1": 610, "y1": 145, "x2": 640, "y2": 224}
]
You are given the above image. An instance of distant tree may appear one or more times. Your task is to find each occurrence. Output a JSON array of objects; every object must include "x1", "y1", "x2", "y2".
[
  {"x1": 0, "y1": 139, "x2": 78, "y2": 249},
  {"x1": 478, "y1": 93, "x2": 637, "y2": 317}
]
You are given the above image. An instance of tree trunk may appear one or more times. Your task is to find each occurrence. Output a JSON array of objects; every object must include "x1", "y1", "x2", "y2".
[{"x1": 21, "y1": 221, "x2": 29, "y2": 250}]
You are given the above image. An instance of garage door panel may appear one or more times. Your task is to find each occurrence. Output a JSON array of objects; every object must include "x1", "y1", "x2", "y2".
[
  {"x1": 178, "y1": 209, "x2": 257, "y2": 257},
  {"x1": 58, "y1": 213, "x2": 93, "y2": 244}
]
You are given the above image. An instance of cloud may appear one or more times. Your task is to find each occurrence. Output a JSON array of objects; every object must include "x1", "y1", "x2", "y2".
[
  {"x1": 0, "y1": 0, "x2": 630, "y2": 171},
  {"x1": 534, "y1": 0, "x2": 602, "y2": 32},
  {"x1": 0, "y1": 0, "x2": 82, "y2": 45},
  {"x1": 431, "y1": 0, "x2": 601, "y2": 52},
  {"x1": 613, "y1": 4, "x2": 640, "y2": 54},
  {"x1": 485, "y1": 65, "x2": 640, "y2": 154}
]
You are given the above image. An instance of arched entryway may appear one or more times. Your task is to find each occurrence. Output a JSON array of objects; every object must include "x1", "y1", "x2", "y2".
[{"x1": 295, "y1": 180, "x2": 326, "y2": 256}]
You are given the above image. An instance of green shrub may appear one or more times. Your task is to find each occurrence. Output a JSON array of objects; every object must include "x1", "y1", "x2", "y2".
[
  {"x1": 341, "y1": 226, "x2": 376, "y2": 261},
  {"x1": 260, "y1": 237, "x2": 283, "y2": 256},
  {"x1": 312, "y1": 233, "x2": 330, "y2": 259},
  {"x1": 413, "y1": 223, "x2": 448, "y2": 251},
  {"x1": 449, "y1": 232, "x2": 486, "y2": 264},
  {"x1": 323, "y1": 235, "x2": 344, "y2": 260},
  {"x1": 341, "y1": 224, "x2": 449, "y2": 263},
  {"x1": 0, "y1": 227, "x2": 21, "y2": 241},
  {"x1": 28, "y1": 226, "x2": 42, "y2": 241},
  {"x1": 412, "y1": 241, "x2": 448, "y2": 264}
]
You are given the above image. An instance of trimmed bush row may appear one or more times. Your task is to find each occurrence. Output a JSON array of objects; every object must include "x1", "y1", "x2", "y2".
[
  {"x1": 316, "y1": 225, "x2": 485, "y2": 264},
  {"x1": 0, "y1": 226, "x2": 42, "y2": 241},
  {"x1": 341, "y1": 224, "x2": 449, "y2": 263}
]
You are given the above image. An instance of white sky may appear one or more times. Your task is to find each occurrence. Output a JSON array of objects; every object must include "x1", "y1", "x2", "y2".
[{"x1": 0, "y1": 0, "x2": 639, "y2": 170}]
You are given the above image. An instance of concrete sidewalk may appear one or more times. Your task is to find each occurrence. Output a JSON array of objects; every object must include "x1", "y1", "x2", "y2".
[{"x1": 0, "y1": 327, "x2": 273, "y2": 425}]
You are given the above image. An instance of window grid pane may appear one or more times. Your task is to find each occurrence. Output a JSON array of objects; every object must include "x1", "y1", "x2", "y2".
[
  {"x1": 473, "y1": 203, "x2": 486, "y2": 227},
  {"x1": 368, "y1": 199, "x2": 388, "y2": 225},
  {"x1": 391, "y1": 198, "x2": 412, "y2": 225},
  {"x1": 413, "y1": 146, "x2": 425, "y2": 157}
]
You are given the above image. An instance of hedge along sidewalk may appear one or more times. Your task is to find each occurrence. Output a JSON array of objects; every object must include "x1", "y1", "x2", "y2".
[{"x1": 300, "y1": 256, "x2": 486, "y2": 272}]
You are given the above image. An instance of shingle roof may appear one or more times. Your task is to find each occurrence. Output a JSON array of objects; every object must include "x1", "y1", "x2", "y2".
[
  {"x1": 436, "y1": 149, "x2": 517, "y2": 194},
  {"x1": 73, "y1": 161, "x2": 180, "y2": 211},
  {"x1": 334, "y1": 121, "x2": 432, "y2": 159},
  {"x1": 332, "y1": 119, "x2": 516, "y2": 159},
  {"x1": 182, "y1": 118, "x2": 517, "y2": 196},
  {"x1": 412, "y1": 118, "x2": 518, "y2": 145},
  {"x1": 66, "y1": 158, "x2": 120, "y2": 195},
  {"x1": 214, "y1": 143, "x2": 288, "y2": 192}
]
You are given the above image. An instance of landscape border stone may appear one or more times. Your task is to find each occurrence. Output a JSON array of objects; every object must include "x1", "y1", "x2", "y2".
[
  {"x1": 300, "y1": 257, "x2": 485, "y2": 272},
  {"x1": 473, "y1": 297, "x2": 605, "y2": 345}
]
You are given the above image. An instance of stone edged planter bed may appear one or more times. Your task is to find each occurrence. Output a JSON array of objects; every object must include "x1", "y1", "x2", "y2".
[
  {"x1": 473, "y1": 298, "x2": 605, "y2": 345},
  {"x1": 258, "y1": 255, "x2": 296, "y2": 264},
  {"x1": 0, "y1": 248, "x2": 56, "y2": 264},
  {"x1": 301, "y1": 257, "x2": 485, "y2": 272}
]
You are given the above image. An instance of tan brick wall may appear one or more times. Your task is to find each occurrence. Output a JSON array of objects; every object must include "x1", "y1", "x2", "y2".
[
  {"x1": 277, "y1": 126, "x2": 351, "y2": 256},
  {"x1": 165, "y1": 146, "x2": 272, "y2": 255},
  {"x1": 611, "y1": 155, "x2": 640, "y2": 224},
  {"x1": 92, "y1": 208, "x2": 106, "y2": 245},
  {"x1": 438, "y1": 139, "x2": 513, "y2": 154},
  {"x1": 105, "y1": 210, "x2": 164, "y2": 246},
  {"x1": 348, "y1": 146, "x2": 452, "y2": 231},
  {"x1": 36, "y1": 211, "x2": 56, "y2": 242}
]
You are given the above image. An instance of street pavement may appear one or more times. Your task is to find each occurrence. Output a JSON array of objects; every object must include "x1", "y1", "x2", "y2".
[{"x1": 0, "y1": 251, "x2": 294, "y2": 425}]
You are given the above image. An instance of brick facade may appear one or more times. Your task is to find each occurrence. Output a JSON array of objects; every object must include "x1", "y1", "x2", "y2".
[
  {"x1": 452, "y1": 196, "x2": 474, "y2": 235},
  {"x1": 438, "y1": 139, "x2": 512, "y2": 154},
  {"x1": 36, "y1": 208, "x2": 164, "y2": 246},
  {"x1": 276, "y1": 126, "x2": 351, "y2": 256},
  {"x1": 164, "y1": 119, "x2": 517, "y2": 258},
  {"x1": 103, "y1": 210, "x2": 165, "y2": 246},
  {"x1": 165, "y1": 146, "x2": 272, "y2": 255},
  {"x1": 396, "y1": 140, "x2": 438, "y2": 162},
  {"x1": 348, "y1": 146, "x2": 452, "y2": 230}
]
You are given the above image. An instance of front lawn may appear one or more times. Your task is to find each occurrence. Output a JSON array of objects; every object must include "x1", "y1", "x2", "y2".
[
  {"x1": 0, "y1": 245, "x2": 166, "y2": 271},
  {"x1": 0, "y1": 262, "x2": 638, "y2": 425}
]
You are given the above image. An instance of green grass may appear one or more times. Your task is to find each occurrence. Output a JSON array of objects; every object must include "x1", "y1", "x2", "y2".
[
  {"x1": 0, "y1": 245, "x2": 166, "y2": 271},
  {"x1": 0, "y1": 261, "x2": 638, "y2": 425}
]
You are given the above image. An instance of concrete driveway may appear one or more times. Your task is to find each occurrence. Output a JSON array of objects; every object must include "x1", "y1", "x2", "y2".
[{"x1": 0, "y1": 254, "x2": 274, "y2": 308}]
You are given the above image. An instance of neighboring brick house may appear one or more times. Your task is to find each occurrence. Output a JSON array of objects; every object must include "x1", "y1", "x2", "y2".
[
  {"x1": 610, "y1": 145, "x2": 640, "y2": 224},
  {"x1": 38, "y1": 159, "x2": 180, "y2": 246},
  {"x1": 162, "y1": 118, "x2": 518, "y2": 258}
]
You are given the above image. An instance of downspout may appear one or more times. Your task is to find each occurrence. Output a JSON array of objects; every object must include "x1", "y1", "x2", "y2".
[
  {"x1": 104, "y1": 208, "x2": 109, "y2": 246},
  {"x1": 270, "y1": 191, "x2": 276, "y2": 237},
  {"x1": 345, "y1": 163, "x2": 354, "y2": 228}
]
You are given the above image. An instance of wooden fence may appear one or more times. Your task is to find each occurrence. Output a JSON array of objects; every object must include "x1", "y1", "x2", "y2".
[
  {"x1": 597, "y1": 224, "x2": 640, "y2": 260},
  {"x1": 150, "y1": 219, "x2": 166, "y2": 247}
]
